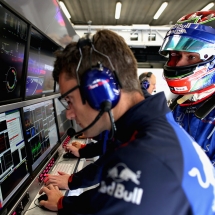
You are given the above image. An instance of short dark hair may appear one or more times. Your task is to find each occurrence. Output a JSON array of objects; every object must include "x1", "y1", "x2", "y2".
[
  {"x1": 139, "y1": 72, "x2": 153, "y2": 82},
  {"x1": 53, "y1": 29, "x2": 141, "y2": 93}
]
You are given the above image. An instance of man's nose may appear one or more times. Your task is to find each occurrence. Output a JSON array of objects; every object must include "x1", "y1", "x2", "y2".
[
  {"x1": 66, "y1": 108, "x2": 76, "y2": 120},
  {"x1": 175, "y1": 57, "x2": 187, "y2": 67}
]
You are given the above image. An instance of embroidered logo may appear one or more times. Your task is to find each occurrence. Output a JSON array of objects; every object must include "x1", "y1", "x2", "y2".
[
  {"x1": 99, "y1": 163, "x2": 143, "y2": 205},
  {"x1": 107, "y1": 163, "x2": 141, "y2": 185}
]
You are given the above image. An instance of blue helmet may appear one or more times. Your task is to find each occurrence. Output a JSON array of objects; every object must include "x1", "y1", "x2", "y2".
[{"x1": 159, "y1": 11, "x2": 215, "y2": 95}]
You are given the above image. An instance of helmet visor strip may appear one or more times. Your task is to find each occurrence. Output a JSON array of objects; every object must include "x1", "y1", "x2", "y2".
[{"x1": 159, "y1": 35, "x2": 215, "y2": 60}]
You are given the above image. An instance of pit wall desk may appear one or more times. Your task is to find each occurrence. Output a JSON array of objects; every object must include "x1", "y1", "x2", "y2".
[{"x1": 22, "y1": 141, "x2": 97, "y2": 215}]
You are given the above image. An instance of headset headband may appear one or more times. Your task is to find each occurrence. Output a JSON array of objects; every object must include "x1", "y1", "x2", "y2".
[{"x1": 146, "y1": 72, "x2": 152, "y2": 78}]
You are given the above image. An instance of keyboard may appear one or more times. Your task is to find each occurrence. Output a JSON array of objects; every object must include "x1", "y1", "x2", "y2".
[
  {"x1": 62, "y1": 136, "x2": 87, "y2": 149},
  {"x1": 51, "y1": 163, "x2": 74, "y2": 175}
]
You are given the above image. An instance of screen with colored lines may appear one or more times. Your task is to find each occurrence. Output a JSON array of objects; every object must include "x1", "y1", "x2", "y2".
[
  {"x1": 0, "y1": 109, "x2": 29, "y2": 210},
  {"x1": 23, "y1": 100, "x2": 58, "y2": 171},
  {"x1": 0, "y1": 3, "x2": 28, "y2": 103},
  {"x1": 25, "y1": 28, "x2": 59, "y2": 97}
]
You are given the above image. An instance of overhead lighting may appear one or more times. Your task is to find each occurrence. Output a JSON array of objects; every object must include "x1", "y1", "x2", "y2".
[
  {"x1": 153, "y1": 2, "x2": 168, "y2": 20},
  {"x1": 115, "y1": 2, "x2": 122, "y2": 19},
  {"x1": 59, "y1": 1, "x2": 71, "y2": 20},
  {"x1": 201, "y1": 2, "x2": 215, "y2": 11}
]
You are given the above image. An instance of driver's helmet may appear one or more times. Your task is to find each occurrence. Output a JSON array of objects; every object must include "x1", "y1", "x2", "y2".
[{"x1": 159, "y1": 11, "x2": 215, "y2": 95}]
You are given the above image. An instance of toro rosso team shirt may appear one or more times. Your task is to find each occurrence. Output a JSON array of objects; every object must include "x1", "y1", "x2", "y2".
[
  {"x1": 172, "y1": 102, "x2": 215, "y2": 165},
  {"x1": 58, "y1": 92, "x2": 215, "y2": 215}
]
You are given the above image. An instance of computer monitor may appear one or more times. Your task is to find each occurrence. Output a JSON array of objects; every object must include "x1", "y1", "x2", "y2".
[
  {"x1": 0, "y1": 109, "x2": 30, "y2": 211},
  {"x1": 54, "y1": 98, "x2": 72, "y2": 141},
  {"x1": 25, "y1": 28, "x2": 59, "y2": 98},
  {"x1": 23, "y1": 99, "x2": 59, "y2": 171},
  {"x1": 0, "y1": 3, "x2": 28, "y2": 104}
]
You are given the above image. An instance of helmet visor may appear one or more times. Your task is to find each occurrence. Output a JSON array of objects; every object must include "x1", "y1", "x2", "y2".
[{"x1": 159, "y1": 35, "x2": 214, "y2": 60}]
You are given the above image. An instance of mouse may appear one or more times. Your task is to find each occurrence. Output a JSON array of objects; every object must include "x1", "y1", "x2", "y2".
[
  {"x1": 38, "y1": 194, "x2": 50, "y2": 211},
  {"x1": 38, "y1": 193, "x2": 48, "y2": 202},
  {"x1": 63, "y1": 152, "x2": 77, "y2": 159}
]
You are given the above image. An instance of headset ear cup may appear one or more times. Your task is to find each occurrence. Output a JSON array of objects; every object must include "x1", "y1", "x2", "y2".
[
  {"x1": 141, "y1": 80, "x2": 150, "y2": 90},
  {"x1": 81, "y1": 66, "x2": 120, "y2": 111}
]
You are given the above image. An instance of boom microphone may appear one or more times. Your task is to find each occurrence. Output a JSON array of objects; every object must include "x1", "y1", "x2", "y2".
[
  {"x1": 67, "y1": 127, "x2": 76, "y2": 137},
  {"x1": 67, "y1": 101, "x2": 112, "y2": 138},
  {"x1": 67, "y1": 110, "x2": 105, "y2": 138}
]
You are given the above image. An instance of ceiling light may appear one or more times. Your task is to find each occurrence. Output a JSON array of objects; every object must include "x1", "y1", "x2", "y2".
[
  {"x1": 201, "y1": 2, "x2": 215, "y2": 11},
  {"x1": 59, "y1": 1, "x2": 71, "y2": 20},
  {"x1": 115, "y1": 2, "x2": 122, "y2": 19},
  {"x1": 153, "y1": 2, "x2": 168, "y2": 20}
]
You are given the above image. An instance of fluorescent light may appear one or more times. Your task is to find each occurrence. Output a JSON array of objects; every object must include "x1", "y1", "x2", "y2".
[
  {"x1": 115, "y1": 2, "x2": 122, "y2": 19},
  {"x1": 153, "y1": 2, "x2": 168, "y2": 19},
  {"x1": 59, "y1": 1, "x2": 71, "y2": 20},
  {"x1": 201, "y1": 2, "x2": 215, "y2": 11}
]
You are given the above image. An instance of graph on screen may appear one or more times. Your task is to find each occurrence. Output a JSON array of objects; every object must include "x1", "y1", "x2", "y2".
[
  {"x1": 0, "y1": 3, "x2": 28, "y2": 102},
  {"x1": 0, "y1": 109, "x2": 29, "y2": 209},
  {"x1": 23, "y1": 100, "x2": 58, "y2": 170}
]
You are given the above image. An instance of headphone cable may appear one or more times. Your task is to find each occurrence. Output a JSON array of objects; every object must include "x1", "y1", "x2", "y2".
[
  {"x1": 67, "y1": 110, "x2": 105, "y2": 137},
  {"x1": 108, "y1": 110, "x2": 117, "y2": 140}
]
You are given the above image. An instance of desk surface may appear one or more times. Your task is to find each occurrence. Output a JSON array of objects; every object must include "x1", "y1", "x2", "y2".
[{"x1": 21, "y1": 136, "x2": 99, "y2": 215}]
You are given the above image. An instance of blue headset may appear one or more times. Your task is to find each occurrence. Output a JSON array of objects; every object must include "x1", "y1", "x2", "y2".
[
  {"x1": 77, "y1": 35, "x2": 122, "y2": 112},
  {"x1": 141, "y1": 72, "x2": 152, "y2": 90}
]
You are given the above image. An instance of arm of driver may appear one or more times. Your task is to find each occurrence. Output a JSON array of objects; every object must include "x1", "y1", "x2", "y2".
[{"x1": 39, "y1": 185, "x2": 63, "y2": 211}]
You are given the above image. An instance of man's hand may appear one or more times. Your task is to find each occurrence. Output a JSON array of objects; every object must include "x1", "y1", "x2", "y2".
[
  {"x1": 77, "y1": 134, "x2": 86, "y2": 139},
  {"x1": 65, "y1": 143, "x2": 81, "y2": 157},
  {"x1": 72, "y1": 141, "x2": 83, "y2": 149},
  {"x1": 39, "y1": 184, "x2": 63, "y2": 211},
  {"x1": 44, "y1": 172, "x2": 70, "y2": 189}
]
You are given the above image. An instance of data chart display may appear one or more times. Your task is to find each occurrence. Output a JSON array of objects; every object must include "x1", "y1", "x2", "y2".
[{"x1": 0, "y1": 3, "x2": 28, "y2": 102}]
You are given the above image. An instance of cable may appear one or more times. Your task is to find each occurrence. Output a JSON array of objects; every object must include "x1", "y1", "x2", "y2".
[
  {"x1": 108, "y1": 110, "x2": 117, "y2": 140},
  {"x1": 67, "y1": 110, "x2": 105, "y2": 138},
  {"x1": 22, "y1": 199, "x2": 40, "y2": 214}
]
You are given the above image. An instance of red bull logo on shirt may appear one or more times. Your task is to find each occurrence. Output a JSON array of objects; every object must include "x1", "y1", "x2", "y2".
[
  {"x1": 107, "y1": 163, "x2": 141, "y2": 185},
  {"x1": 99, "y1": 163, "x2": 143, "y2": 205}
]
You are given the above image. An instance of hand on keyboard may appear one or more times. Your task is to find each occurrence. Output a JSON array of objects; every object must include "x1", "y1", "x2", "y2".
[
  {"x1": 65, "y1": 143, "x2": 81, "y2": 157},
  {"x1": 72, "y1": 141, "x2": 85, "y2": 149},
  {"x1": 44, "y1": 172, "x2": 70, "y2": 190}
]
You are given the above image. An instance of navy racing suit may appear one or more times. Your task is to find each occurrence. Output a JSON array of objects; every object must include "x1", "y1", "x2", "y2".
[{"x1": 171, "y1": 94, "x2": 215, "y2": 165}]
